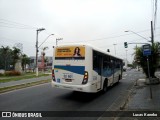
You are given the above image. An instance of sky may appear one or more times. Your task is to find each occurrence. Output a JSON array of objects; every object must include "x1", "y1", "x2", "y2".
[{"x1": 0, "y1": 0, "x2": 160, "y2": 63}]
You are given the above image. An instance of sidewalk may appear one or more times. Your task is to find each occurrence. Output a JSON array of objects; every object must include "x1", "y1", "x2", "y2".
[
  {"x1": 118, "y1": 72, "x2": 160, "y2": 120},
  {"x1": 0, "y1": 75, "x2": 51, "y2": 88},
  {"x1": 128, "y1": 79, "x2": 160, "y2": 110}
]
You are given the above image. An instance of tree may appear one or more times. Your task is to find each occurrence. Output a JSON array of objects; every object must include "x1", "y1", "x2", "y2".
[
  {"x1": 0, "y1": 46, "x2": 32, "y2": 72},
  {"x1": 11, "y1": 47, "x2": 21, "y2": 69},
  {"x1": 134, "y1": 42, "x2": 160, "y2": 78},
  {"x1": 0, "y1": 46, "x2": 12, "y2": 70},
  {"x1": 21, "y1": 54, "x2": 31, "y2": 72}
]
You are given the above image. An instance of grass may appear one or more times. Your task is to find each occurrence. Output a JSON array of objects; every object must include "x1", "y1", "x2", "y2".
[
  {"x1": 0, "y1": 79, "x2": 51, "y2": 94},
  {"x1": 0, "y1": 73, "x2": 50, "y2": 83}
]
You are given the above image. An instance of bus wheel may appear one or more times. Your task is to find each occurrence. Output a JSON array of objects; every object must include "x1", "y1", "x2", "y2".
[
  {"x1": 102, "y1": 79, "x2": 108, "y2": 93},
  {"x1": 118, "y1": 75, "x2": 121, "y2": 83}
]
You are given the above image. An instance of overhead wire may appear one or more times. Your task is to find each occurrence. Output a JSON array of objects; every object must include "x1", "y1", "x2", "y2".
[
  {"x1": 0, "y1": 18, "x2": 37, "y2": 29},
  {"x1": 62, "y1": 27, "x2": 160, "y2": 44},
  {"x1": 0, "y1": 25, "x2": 36, "y2": 29},
  {"x1": 100, "y1": 33, "x2": 160, "y2": 48},
  {"x1": 0, "y1": 36, "x2": 35, "y2": 48}
]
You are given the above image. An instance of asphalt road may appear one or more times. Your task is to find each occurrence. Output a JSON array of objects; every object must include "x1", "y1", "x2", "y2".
[{"x1": 0, "y1": 69, "x2": 144, "y2": 120}]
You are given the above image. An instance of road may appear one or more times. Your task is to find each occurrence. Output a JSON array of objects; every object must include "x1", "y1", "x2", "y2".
[{"x1": 0, "y1": 70, "x2": 144, "y2": 120}]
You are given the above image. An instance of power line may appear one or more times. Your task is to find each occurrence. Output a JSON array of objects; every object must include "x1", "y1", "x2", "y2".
[
  {"x1": 0, "y1": 21, "x2": 34, "y2": 28},
  {"x1": 0, "y1": 25, "x2": 36, "y2": 29},
  {"x1": 95, "y1": 33, "x2": 160, "y2": 49},
  {"x1": 0, "y1": 18, "x2": 37, "y2": 29},
  {"x1": 0, "y1": 36, "x2": 35, "y2": 48},
  {"x1": 62, "y1": 27, "x2": 160, "y2": 44}
]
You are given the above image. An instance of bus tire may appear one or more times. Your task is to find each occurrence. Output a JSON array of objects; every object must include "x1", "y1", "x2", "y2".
[
  {"x1": 118, "y1": 75, "x2": 121, "y2": 83},
  {"x1": 102, "y1": 79, "x2": 108, "y2": 93}
]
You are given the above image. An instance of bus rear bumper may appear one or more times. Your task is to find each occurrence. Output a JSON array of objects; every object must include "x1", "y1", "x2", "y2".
[{"x1": 51, "y1": 81, "x2": 99, "y2": 93}]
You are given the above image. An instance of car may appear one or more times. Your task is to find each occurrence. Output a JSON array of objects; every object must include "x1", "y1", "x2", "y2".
[{"x1": 123, "y1": 67, "x2": 126, "y2": 72}]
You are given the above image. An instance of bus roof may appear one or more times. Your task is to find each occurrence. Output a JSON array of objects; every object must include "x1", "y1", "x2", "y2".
[{"x1": 55, "y1": 44, "x2": 123, "y2": 61}]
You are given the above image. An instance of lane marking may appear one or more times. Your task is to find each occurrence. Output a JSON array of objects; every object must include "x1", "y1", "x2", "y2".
[{"x1": 0, "y1": 82, "x2": 50, "y2": 95}]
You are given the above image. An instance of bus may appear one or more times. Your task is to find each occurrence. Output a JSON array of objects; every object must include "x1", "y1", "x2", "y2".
[{"x1": 51, "y1": 44, "x2": 123, "y2": 93}]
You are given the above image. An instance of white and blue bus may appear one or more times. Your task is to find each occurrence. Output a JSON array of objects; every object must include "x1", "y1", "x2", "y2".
[{"x1": 52, "y1": 44, "x2": 123, "y2": 93}]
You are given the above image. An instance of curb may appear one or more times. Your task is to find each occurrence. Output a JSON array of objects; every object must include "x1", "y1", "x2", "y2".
[
  {"x1": 97, "y1": 80, "x2": 136, "y2": 120},
  {"x1": 0, "y1": 79, "x2": 51, "y2": 94}
]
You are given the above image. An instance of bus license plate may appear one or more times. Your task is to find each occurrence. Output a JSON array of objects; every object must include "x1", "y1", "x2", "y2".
[{"x1": 63, "y1": 73, "x2": 73, "y2": 79}]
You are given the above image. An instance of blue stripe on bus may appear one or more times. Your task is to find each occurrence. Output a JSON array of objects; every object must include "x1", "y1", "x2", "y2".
[{"x1": 54, "y1": 65, "x2": 85, "y2": 75}]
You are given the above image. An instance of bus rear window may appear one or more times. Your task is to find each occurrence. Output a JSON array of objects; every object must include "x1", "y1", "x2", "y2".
[{"x1": 55, "y1": 46, "x2": 85, "y2": 60}]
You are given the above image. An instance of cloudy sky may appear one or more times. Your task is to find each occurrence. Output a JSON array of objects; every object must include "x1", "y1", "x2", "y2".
[{"x1": 0, "y1": 0, "x2": 159, "y2": 63}]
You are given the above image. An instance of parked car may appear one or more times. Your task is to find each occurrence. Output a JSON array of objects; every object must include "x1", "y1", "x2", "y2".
[{"x1": 123, "y1": 67, "x2": 126, "y2": 72}]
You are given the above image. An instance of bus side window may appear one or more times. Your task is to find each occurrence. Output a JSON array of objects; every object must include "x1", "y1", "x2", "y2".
[
  {"x1": 116, "y1": 62, "x2": 120, "y2": 69},
  {"x1": 93, "y1": 52, "x2": 101, "y2": 75},
  {"x1": 103, "y1": 56, "x2": 112, "y2": 76}
]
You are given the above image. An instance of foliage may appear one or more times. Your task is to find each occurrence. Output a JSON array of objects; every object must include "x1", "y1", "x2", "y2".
[
  {"x1": 0, "y1": 73, "x2": 4, "y2": 76},
  {"x1": 0, "y1": 46, "x2": 21, "y2": 71},
  {"x1": 134, "y1": 42, "x2": 160, "y2": 78},
  {"x1": 0, "y1": 73, "x2": 49, "y2": 83},
  {"x1": 0, "y1": 46, "x2": 13, "y2": 70},
  {"x1": 5, "y1": 70, "x2": 21, "y2": 76},
  {"x1": 44, "y1": 57, "x2": 48, "y2": 63},
  {"x1": 127, "y1": 64, "x2": 134, "y2": 68},
  {"x1": 11, "y1": 47, "x2": 21, "y2": 68},
  {"x1": 21, "y1": 54, "x2": 31, "y2": 72}
]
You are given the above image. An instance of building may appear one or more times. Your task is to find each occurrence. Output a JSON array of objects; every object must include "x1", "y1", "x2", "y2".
[{"x1": 29, "y1": 56, "x2": 53, "y2": 71}]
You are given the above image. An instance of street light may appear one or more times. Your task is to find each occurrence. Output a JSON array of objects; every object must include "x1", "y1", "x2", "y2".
[
  {"x1": 36, "y1": 28, "x2": 45, "y2": 76},
  {"x1": 124, "y1": 30, "x2": 150, "y2": 41},
  {"x1": 36, "y1": 33, "x2": 54, "y2": 76},
  {"x1": 56, "y1": 38, "x2": 63, "y2": 46},
  {"x1": 124, "y1": 30, "x2": 150, "y2": 68},
  {"x1": 113, "y1": 44, "x2": 117, "y2": 56},
  {"x1": 38, "y1": 34, "x2": 54, "y2": 48}
]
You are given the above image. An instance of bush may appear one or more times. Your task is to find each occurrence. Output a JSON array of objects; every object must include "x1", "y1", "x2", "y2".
[
  {"x1": 0, "y1": 73, "x2": 4, "y2": 76},
  {"x1": 5, "y1": 71, "x2": 21, "y2": 76}
]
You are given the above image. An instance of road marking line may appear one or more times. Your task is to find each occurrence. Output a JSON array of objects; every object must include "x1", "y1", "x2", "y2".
[{"x1": 0, "y1": 82, "x2": 50, "y2": 95}]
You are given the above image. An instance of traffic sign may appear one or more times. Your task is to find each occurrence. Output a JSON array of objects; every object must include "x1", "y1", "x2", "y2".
[{"x1": 143, "y1": 44, "x2": 151, "y2": 56}]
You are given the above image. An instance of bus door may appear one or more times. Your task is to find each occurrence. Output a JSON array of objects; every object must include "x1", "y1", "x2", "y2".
[
  {"x1": 101, "y1": 56, "x2": 114, "y2": 86},
  {"x1": 100, "y1": 56, "x2": 103, "y2": 89},
  {"x1": 93, "y1": 51, "x2": 102, "y2": 90},
  {"x1": 111, "y1": 59, "x2": 115, "y2": 85}
]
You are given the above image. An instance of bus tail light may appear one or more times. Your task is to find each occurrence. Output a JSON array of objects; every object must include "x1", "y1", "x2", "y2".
[
  {"x1": 82, "y1": 71, "x2": 88, "y2": 84},
  {"x1": 52, "y1": 69, "x2": 55, "y2": 81}
]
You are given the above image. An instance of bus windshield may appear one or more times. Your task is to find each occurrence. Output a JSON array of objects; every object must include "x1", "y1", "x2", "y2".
[{"x1": 55, "y1": 46, "x2": 85, "y2": 60}]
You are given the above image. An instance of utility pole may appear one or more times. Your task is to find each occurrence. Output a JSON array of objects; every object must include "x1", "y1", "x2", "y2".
[
  {"x1": 113, "y1": 44, "x2": 117, "y2": 56},
  {"x1": 147, "y1": 56, "x2": 152, "y2": 99},
  {"x1": 151, "y1": 21, "x2": 154, "y2": 46},
  {"x1": 36, "y1": 28, "x2": 45, "y2": 76}
]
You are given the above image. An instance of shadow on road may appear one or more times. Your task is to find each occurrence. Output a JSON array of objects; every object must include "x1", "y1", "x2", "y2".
[{"x1": 56, "y1": 82, "x2": 120, "y2": 103}]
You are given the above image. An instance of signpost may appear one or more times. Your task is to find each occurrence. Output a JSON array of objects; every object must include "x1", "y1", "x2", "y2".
[
  {"x1": 143, "y1": 44, "x2": 151, "y2": 56},
  {"x1": 142, "y1": 44, "x2": 152, "y2": 99}
]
